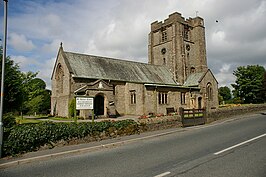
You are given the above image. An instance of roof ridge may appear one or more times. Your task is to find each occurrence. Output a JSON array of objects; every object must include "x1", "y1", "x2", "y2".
[
  {"x1": 64, "y1": 51, "x2": 166, "y2": 68},
  {"x1": 63, "y1": 50, "x2": 176, "y2": 85}
]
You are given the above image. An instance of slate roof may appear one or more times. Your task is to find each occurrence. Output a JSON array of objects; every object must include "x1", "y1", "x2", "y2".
[
  {"x1": 183, "y1": 72, "x2": 205, "y2": 86},
  {"x1": 63, "y1": 51, "x2": 178, "y2": 85}
]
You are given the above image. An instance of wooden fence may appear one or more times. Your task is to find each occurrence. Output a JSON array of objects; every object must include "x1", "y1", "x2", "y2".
[{"x1": 179, "y1": 107, "x2": 206, "y2": 127}]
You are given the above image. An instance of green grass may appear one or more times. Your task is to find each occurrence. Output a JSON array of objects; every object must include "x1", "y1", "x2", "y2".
[
  {"x1": 16, "y1": 118, "x2": 43, "y2": 124},
  {"x1": 33, "y1": 115, "x2": 49, "y2": 119},
  {"x1": 48, "y1": 117, "x2": 75, "y2": 121}
]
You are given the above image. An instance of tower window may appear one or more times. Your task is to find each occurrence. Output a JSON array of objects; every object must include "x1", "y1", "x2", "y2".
[
  {"x1": 186, "y1": 44, "x2": 190, "y2": 51},
  {"x1": 163, "y1": 58, "x2": 166, "y2": 65},
  {"x1": 161, "y1": 48, "x2": 166, "y2": 54},
  {"x1": 162, "y1": 30, "x2": 167, "y2": 42},
  {"x1": 184, "y1": 25, "x2": 189, "y2": 40}
]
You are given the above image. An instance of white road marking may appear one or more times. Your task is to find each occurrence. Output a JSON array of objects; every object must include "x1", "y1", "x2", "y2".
[
  {"x1": 154, "y1": 171, "x2": 171, "y2": 177},
  {"x1": 214, "y1": 133, "x2": 266, "y2": 155}
]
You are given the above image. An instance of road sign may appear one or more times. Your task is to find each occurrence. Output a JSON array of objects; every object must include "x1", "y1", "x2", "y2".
[{"x1": 76, "y1": 97, "x2": 93, "y2": 110}]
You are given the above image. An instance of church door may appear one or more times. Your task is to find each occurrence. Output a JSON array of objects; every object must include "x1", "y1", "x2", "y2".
[{"x1": 94, "y1": 95, "x2": 104, "y2": 116}]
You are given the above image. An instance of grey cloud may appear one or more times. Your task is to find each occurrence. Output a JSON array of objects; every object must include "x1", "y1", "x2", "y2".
[{"x1": 4, "y1": 0, "x2": 266, "y2": 89}]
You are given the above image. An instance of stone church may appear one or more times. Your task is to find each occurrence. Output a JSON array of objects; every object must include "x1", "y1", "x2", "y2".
[{"x1": 51, "y1": 12, "x2": 218, "y2": 118}]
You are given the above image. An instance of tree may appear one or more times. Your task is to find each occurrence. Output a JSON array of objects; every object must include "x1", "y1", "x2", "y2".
[
  {"x1": 42, "y1": 89, "x2": 51, "y2": 114},
  {"x1": 23, "y1": 78, "x2": 51, "y2": 114},
  {"x1": 218, "y1": 94, "x2": 224, "y2": 105},
  {"x1": 20, "y1": 71, "x2": 38, "y2": 114},
  {"x1": 218, "y1": 86, "x2": 232, "y2": 102},
  {"x1": 232, "y1": 65, "x2": 265, "y2": 104},
  {"x1": 0, "y1": 48, "x2": 50, "y2": 114},
  {"x1": 262, "y1": 72, "x2": 266, "y2": 101},
  {"x1": 0, "y1": 49, "x2": 24, "y2": 113}
]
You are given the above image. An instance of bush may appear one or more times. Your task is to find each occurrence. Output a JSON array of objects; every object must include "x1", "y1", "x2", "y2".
[
  {"x1": 3, "y1": 113, "x2": 16, "y2": 128},
  {"x1": 3, "y1": 120, "x2": 138, "y2": 156},
  {"x1": 68, "y1": 98, "x2": 75, "y2": 118}
]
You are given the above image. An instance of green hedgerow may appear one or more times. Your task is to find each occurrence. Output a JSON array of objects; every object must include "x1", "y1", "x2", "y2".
[{"x1": 3, "y1": 120, "x2": 138, "y2": 156}]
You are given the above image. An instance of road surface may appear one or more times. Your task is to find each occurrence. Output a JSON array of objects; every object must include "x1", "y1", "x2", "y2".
[{"x1": 0, "y1": 113, "x2": 265, "y2": 177}]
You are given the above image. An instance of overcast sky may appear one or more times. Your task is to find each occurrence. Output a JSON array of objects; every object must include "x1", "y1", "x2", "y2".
[{"x1": 0, "y1": 0, "x2": 265, "y2": 90}]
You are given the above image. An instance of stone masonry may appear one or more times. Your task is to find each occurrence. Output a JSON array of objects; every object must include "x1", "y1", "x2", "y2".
[{"x1": 51, "y1": 12, "x2": 218, "y2": 118}]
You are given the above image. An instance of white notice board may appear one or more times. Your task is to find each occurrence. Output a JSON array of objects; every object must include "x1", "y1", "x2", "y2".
[{"x1": 76, "y1": 97, "x2": 93, "y2": 110}]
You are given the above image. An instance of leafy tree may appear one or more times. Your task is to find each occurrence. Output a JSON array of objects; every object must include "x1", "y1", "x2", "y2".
[
  {"x1": 42, "y1": 89, "x2": 51, "y2": 114},
  {"x1": 218, "y1": 94, "x2": 224, "y2": 105},
  {"x1": 232, "y1": 65, "x2": 265, "y2": 104},
  {"x1": 23, "y1": 78, "x2": 51, "y2": 114},
  {"x1": 20, "y1": 71, "x2": 38, "y2": 114},
  {"x1": 26, "y1": 95, "x2": 44, "y2": 114},
  {"x1": 218, "y1": 86, "x2": 231, "y2": 102},
  {"x1": 0, "y1": 48, "x2": 50, "y2": 114},
  {"x1": 263, "y1": 72, "x2": 266, "y2": 101},
  {"x1": 0, "y1": 49, "x2": 24, "y2": 113}
]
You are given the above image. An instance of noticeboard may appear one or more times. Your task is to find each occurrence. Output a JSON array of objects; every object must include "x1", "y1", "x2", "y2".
[{"x1": 76, "y1": 97, "x2": 93, "y2": 110}]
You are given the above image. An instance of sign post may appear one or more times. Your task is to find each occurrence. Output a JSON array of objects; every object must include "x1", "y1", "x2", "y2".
[{"x1": 75, "y1": 96, "x2": 94, "y2": 123}]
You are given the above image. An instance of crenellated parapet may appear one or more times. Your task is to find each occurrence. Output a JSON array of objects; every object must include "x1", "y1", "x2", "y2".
[{"x1": 151, "y1": 12, "x2": 204, "y2": 32}]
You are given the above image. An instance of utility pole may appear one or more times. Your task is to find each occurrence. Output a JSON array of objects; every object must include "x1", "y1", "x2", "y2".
[{"x1": 0, "y1": 0, "x2": 8, "y2": 158}]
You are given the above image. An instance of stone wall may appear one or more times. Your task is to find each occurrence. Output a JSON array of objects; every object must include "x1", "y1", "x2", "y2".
[
  {"x1": 138, "y1": 116, "x2": 181, "y2": 132},
  {"x1": 199, "y1": 70, "x2": 219, "y2": 109},
  {"x1": 51, "y1": 50, "x2": 72, "y2": 117},
  {"x1": 207, "y1": 104, "x2": 266, "y2": 123}
]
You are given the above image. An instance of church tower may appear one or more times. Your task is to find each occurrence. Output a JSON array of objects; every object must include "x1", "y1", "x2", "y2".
[{"x1": 148, "y1": 12, "x2": 208, "y2": 84}]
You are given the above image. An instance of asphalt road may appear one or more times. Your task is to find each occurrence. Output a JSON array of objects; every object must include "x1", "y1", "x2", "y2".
[{"x1": 1, "y1": 113, "x2": 265, "y2": 177}]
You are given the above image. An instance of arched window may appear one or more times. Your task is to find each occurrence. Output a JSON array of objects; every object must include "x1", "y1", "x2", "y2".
[
  {"x1": 206, "y1": 83, "x2": 213, "y2": 101},
  {"x1": 56, "y1": 64, "x2": 64, "y2": 94}
]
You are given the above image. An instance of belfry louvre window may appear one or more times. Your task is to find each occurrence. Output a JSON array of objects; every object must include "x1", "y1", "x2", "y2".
[
  {"x1": 130, "y1": 90, "x2": 136, "y2": 104},
  {"x1": 158, "y1": 92, "x2": 168, "y2": 104},
  {"x1": 184, "y1": 25, "x2": 189, "y2": 40},
  {"x1": 162, "y1": 31, "x2": 167, "y2": 42}
]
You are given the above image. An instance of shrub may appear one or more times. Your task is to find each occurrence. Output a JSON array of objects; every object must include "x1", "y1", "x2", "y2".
[
  {"x1": 3, "y1": 113, "x2": 16, "y2": 128},
  {"x1": 68, "y1": 98, "x2": 75, "y2": 118},
  {"x1": 3, "y1": 120, "x2": 138, "y2": 156}
]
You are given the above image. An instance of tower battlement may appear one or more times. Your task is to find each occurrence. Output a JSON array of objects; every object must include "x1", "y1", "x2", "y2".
[
  {"x1": 151, "y1": 12, "x2": 204, "y2": 32},
  {"x1": 151, "y1": 12, "x2": 184, "y2": 32},
  {"x1": 148, "y1": 12, "x2": 207, "y2": 84}
]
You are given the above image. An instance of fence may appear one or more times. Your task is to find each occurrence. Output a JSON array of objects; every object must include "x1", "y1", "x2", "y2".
[{"x1": 179, "y1": 107, "x2": 206, "y2": 127}]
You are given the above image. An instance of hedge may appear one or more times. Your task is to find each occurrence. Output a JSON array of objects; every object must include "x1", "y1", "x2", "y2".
[{"x1": 3, "y1": 120, "x2": 139, "y2": 157}]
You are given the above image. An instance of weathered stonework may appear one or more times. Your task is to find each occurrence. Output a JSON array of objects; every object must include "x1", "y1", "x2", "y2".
[
  {"x1": 207, "y1": 104, "x2": 266, "y2": 123},
  {"x1": 149, "y1": 14, "x2": 206, "y2": 83},
  {"x1": 51, "y1": 12, "x2": 219, "y2": 118},
  {"x1": 149, "y1": 12, "x2": 218, "y2": 110}
]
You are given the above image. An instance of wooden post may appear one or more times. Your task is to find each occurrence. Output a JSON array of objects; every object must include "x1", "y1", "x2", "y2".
[
  {"x1": 92, "y1": 109, "x2": 94, "y2": 123},
  {"x1": 203, "y1": 107, "x2": 206, "y2": 124},
  {"x1": 193, "y1": 108, "x2": 195, "y2": 126},
  {"x1": 179, "y1": 107, "x2": 184, "y2": 126},
  {"x1": 74, "y1": 96, "x2": 77, "y2": 123}
]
